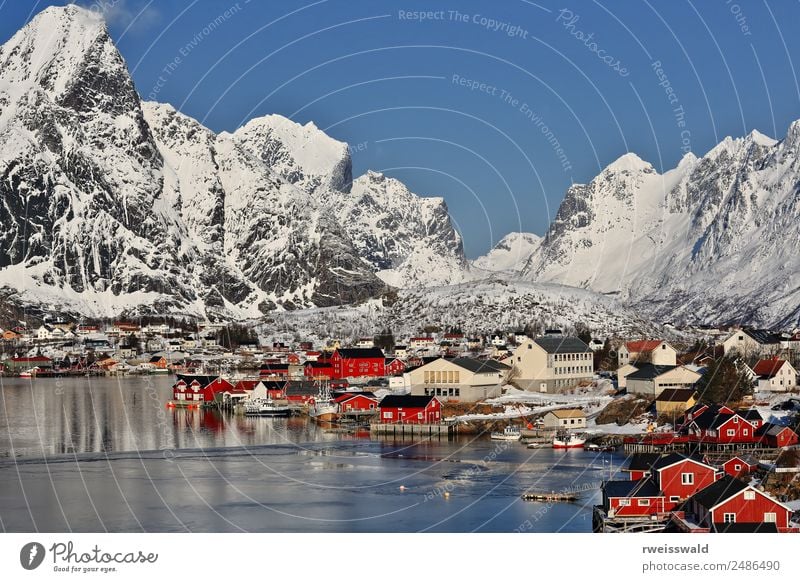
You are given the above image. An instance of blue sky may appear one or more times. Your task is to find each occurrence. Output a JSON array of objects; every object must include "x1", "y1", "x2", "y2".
[{"x1": 2, "y1": 1, "x2": 799, "y2": 258}]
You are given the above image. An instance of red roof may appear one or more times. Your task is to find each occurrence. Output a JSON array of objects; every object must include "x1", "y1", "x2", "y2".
[
  {"x1": 12, "y1": 356, "x2": 52, "y2": 362},
  {"x1": 625, "y1": 340, "x2": 663, "y2": 353},
  {"x1": 753, "y1": 357, "x2": 788, "y2": 378},
  {"x1": 234, "y1": 380, "x2": 261, "y2": 391}
]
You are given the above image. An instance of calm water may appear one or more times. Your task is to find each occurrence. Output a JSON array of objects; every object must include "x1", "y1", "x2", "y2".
[{"x1": 0, "y1": 376, "x2": 622, "y2": 532}]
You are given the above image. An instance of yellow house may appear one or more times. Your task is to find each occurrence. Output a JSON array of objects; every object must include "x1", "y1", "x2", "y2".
[{"x1": 655, "y1": 388, "x2": 697, "y2": 418}]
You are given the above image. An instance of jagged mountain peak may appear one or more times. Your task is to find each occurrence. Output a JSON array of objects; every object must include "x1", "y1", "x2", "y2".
[
  {"x1": 230, "y1": 113, "x2": 352, "y2": 194},
  {"x1": 602, "y1": 152, "x2": 656, "y2": 175}
]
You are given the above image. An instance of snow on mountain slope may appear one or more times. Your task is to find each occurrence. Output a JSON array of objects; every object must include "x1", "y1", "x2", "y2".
[
  {"x1": 0, "y1": 5, "x2": 384, "y2": 318},
  {"x1": 525, "y1": 127, "x2": 800, "y2": 327},
  {"x1": 229, "y1": 114, "x2": 352, "y2": 194},
  {"x1": 472, "y1": 232, "x2": 541, "y2": 273},
  {"x1": 263, "y1": 279, "x2": 667, "y2": 345},
  {"x1": 231, "y1": 116, "x2": 468, "y2": 289}
]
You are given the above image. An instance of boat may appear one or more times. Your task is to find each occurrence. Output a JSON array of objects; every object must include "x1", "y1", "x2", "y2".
[
  {"x1": 490, "y1": 426, "x2": 522, "y2": 441},
  {"x1": 584, "y1": 442, "x2": 617, "y2": 452},
  {"x1": 552, "y1": 431, "x2": 586, "y2": 449},
  {"x1": 243, "y1": 396, "x2": 291, "y2": 417},
  {"x1": 19, "y1": 367, "x2": 40, "y2": 378},
  {"x1": 308, "y1": 381, "x2": 338, "y2": 422}
]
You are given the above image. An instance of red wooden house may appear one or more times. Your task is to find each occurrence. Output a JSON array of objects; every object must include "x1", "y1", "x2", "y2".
[
  {"x1": 378, "y1": 395, "x2": 441, "y2": 424},
  {"x1": 304, "y1": 361, "x2": 334, "y2": 380},
  {"x1": 601, "y1": 479, "x2": 666, "y2": 518},
  {"x1": 287, "y1": 353, "x2": 301, "y2": 364},
  {"x1": 171, "y1": 376, "x2": 234, "y2": 405},
  {"x1": 384, "y1": 358, "x2": 406, "y2": 376},
  {"x1": 621, "y1": 453, "x2": 661, "y2": 481},
  {"x1": 651, "y1": 453, "x2": 719, "y2": 508},
  {"x1": 755, "y1": 424, "x2": 799, "y2": 448},
  {"x1": 721, "y1": 455, "x2": 759, "y2": 478},
  {"x1": 259, "y1": 363, "x2": 290, "y2": 379},
  {"x1": 687, "y1": 409, "x2": 756, "y2": 444},
  {"x1": 335, "y1": 393, "x2": 379, "y2": 416},
  {"x1": 682, "y1": 475, "x2": 797, "y2": 532},
  {"x1": 330, "y1": 348, "x2": 385, "y2": 379}
]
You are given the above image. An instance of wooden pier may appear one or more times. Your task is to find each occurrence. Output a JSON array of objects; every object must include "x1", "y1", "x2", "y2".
[
  {"x1": 370, "y1": 422, "x2": 454, "y2": 437},
  {"x1": 521, "y1": 491, "x2": 578, "y2": 502}
]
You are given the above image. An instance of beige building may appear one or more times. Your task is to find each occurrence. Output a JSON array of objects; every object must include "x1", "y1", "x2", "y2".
[
  {"x1": 542, "y1": 408, "x2": 587, "y2": 430},
  {"x1": 618, "y1": 340, "x2": 677, "y2": 367},
  {"x1": 721, "y1": 329, "x2": 782, "y2": 357},
  {"x1": 626, "y1": 364, "x2": 702, "y2": 398},
  {"x1": 502, "y1": 336, "x2": 593, "y2": 393},
  {"x1": 655, "y1": 388, "x2": 698, "y2": 418},
  {"x1": 616, "y1": 363, "x2": 639, "y2": 389},
  {"x1": 409, "y1": 357, "x2": 510, "y2": 402}
]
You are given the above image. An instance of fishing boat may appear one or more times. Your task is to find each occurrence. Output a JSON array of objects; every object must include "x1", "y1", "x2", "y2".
[
  {"x1": 308, "y1": 381, "x2": 338, "y2": 422},
  {"x1": 490, "y1": 425, "x2": 522, "y2": 441},
  {"x1": 243, "y1": 396, "x2": 291, "y2": 417},
  {"x1": 552, "y1": 431, "x2": 586, "y2": 449}
]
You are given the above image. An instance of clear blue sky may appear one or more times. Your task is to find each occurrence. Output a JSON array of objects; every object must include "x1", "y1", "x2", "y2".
[{"x1": 2, "y1": 1, "x2": 799, "y2": 258}]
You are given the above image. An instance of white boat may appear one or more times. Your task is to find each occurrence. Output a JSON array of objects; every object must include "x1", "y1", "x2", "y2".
[
  {"x1": 553, "y1": 432, "x2": 586, "y2": 449},
  {"x1": 490, "y1": 426, "x2": 522, "y2": 441},
  {"x1": 309, "y1": 381, "x2": 338, "y2": 422},
  {"x1": 19, "y1": 367, "x2": 39, "y2": 378},
  {"x1": 243, "y1": 396, "x2": 291, "y2": 417}
]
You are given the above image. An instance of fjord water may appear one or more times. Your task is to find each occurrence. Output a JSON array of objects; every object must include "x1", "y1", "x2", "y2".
[{"x1": 0, "y1": 377, "x2": 617, "y2": 532}]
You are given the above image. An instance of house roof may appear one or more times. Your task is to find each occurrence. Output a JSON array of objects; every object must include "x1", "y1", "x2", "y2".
[
  {"x1": 755, "y1": 423, "x2": 795, "y2": 437},
  {"x1": 449, "y1": 357, "x2": 510, "y2": 373},
  {"x1": 753, "y1": 357, "x2": 789, "y2": 378},
  {"x1": 379, "y1": 395, "x2": 436, "y2": 408},
  {"x1": 335, "y1": 348, "x2": 385, "y2": 359},
  {"x1": 652, "y1": 452, "x2": 712, "y2": 472},
  {"x1": 623, "y1": 453, "x2": 662, "y2": 472},
  {"x1": 742, "y1": 329, "x2": 783, "y2": 345},
  {"x1": 737, "y1": 409, "x2": 763, "y2": 422},
  {"x1": 604, "y1": 478, "x2": 661, "y2": 498},
  {"x1": 690, "y1": 410, "x2": 742, "y2": 430},
  {"x1": 533, "y1": 336, "x2": 591, "y2": 354},
  {"x1": 655, "y1": 388, "x2": 697, "y2": 403},
  {"x1": 724, "y1": 454, "x2": 759, "y2": 467},
  {"x1": 687, "y1": 474, "x2": 750, "y2": 510},
  {"x1": 625, "y1": 340, "x2": 664, "y2": 353},
  {"x1": 547, "y1": 408, "x2": 586, "y2": 419},
  {"x1": 626, "y1": 364, "x2": 678, "y2": 380}
]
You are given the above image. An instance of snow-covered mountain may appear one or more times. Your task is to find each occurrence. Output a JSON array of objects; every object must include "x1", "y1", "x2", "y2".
[
  {"x1": 524, "y1": 127, "x2": 800, "y2": 327},
  {"x1": 472, "y1": 232, "x2": 541, "y2": 273},
  {"x1": 231, "y1": 116, "x2": 467, "y2": 288},
  {"x1": 0, "y1": 5, "x2": 384, "y2": 318}
]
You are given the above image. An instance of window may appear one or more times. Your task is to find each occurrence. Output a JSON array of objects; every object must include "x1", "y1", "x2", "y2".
[
  {"x1": 734, "y1": 464, "x2": 742, "y2": 471},
  {"x1": 744, "y1": 490, "x2": 755, "y2": 500},
  {"x1": 681, "y1": 473, "x2": 694, "y2": 485},
  {"x1": 743, "y1": 429, "x2": 749, "y2": 436},
  {"x1": 527, "y1": 344, "x2": 532, "y2": 349},
  {"x1": 764, "y1": 512, "x2": 777, "y2": 523},
  {"x1": 618, "y1": 499, "x2": 630, "y2": 506},
  {"x1": 727, "y1": 429, "x2": 735, "y2": 436},
  {"x1": 638, "y1": 499, "x2": 650, "y2": 506},
  {"x1": 417, "y1": 413, "x2": 422, "y2": 419},
  {"x1": 670, "y1": 496, "x2": 680, "y2": 503},
  {"x1": 723, "y1": 513, "x2": 736, "y2": 523},
  {"x1": 383, "y1": 412, "x2": 392, "y2": 419}
]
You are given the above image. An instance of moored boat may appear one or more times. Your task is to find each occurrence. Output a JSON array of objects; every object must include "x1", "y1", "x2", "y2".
[
  {"x1": 490, "y1": 426, "x2": 522, "y2": 441},
  {"x1": 309, "y1": 381, "x2": 338, "y2": 422},
  {"x1": 553, "y1": 431, "x2": 586, "y2": 449},
  {"x1": 243, "y1": 396, "x2": 291, "y2": 417}
]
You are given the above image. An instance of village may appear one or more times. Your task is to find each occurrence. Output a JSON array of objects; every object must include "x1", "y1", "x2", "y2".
[{"x1": 2, "y1": 317, "x2": 800, "y2": 534}]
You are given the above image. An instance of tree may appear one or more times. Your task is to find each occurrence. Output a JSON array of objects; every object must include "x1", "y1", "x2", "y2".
[
  {"x1": 374, "y1": 328, "x2": 395, "y2": 352},
  {"x1": 695, "y1": 357, "x2": 753, "y2": 405},
  {"x1": 574, "y1": 322, "x2": 592, "y2": 345}
]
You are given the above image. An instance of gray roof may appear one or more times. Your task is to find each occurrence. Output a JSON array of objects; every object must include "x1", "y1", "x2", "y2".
[
  {"x1": 603, "y1": 478, "x2": 661, "y2": 498},
  {"x1": 626, "y1": 364, "x2": 678, "y2": 380},
  {"x1": 743, "y1": 329, "x2": 783, "y2": 345},
  {"x1": 533, "y1": 336, "x2": 591, "y2": 354},
  {"x1": 450, "y1": 357, "x2": 510, "y2": 373}
]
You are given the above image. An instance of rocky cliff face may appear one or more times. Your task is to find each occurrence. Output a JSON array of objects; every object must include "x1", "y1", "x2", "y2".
[
  {"x1": 231, "y1": 116, "x2": 468, "y2": 289},
  {"x1": 524, "y1": 129, "x2": 800, "y2": 327},
  {"x1": 0, "y1": 5, "x2": 384, "y2": 318}
]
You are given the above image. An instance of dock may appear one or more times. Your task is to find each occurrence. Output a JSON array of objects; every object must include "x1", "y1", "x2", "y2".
[
  {"x1": 370, "y1": 422, "x2": 454, "y2": 437},
  {"x1": 521, "y1": 491, "x2": 579, "y2": 502}
]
